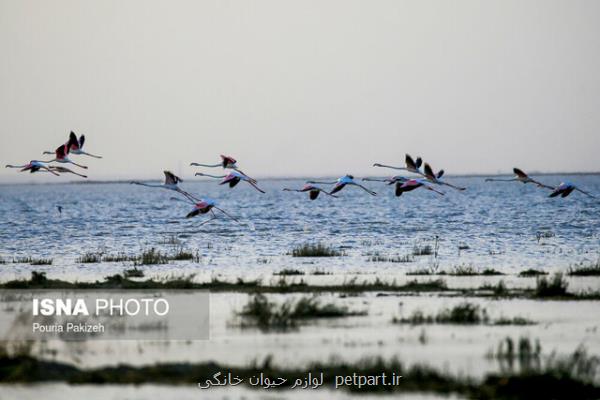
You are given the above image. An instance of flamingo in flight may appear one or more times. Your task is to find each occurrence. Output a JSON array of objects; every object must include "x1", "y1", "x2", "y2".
[
  {"x1": 373, "y1": 154, "x2": 424, "y2": 175},
  {"x1": 5, "y1": 161, "x2": 87, "y2": 178},
  {"x1": 43, "y1": 132, "x2": 102, "y2": 158},
  {"x1": 283, "y1": 184, "x2": 337, "y2": 200},
  {"x1": 485, "y1": 168, "x2": 552, "y2": 189},
  {"x1": 307, "y1": 175, "x2": 377, "y2": 196},
  {"x1": 43, "y1": 144, "x2": 88, "y2": 169},
  {"x1": 170, "y1": 196, "x2": 241, "y2": 225},
  {"x1": 5, "y1": 161, "x2": 60, "y2": 176},
  {"x1": 548, "y1": 182, "x2": 595, "y2": 198},
  {"x1": 190, "y1": 155, "x2": 256, "y2": 182},
  {"x1": 395, "y1": 178, "x2": 445, "y2": 197},
  {"x1": 422, "y1": 163, "x2": 466, "y2": 191},
  {"x1": 132, "y1": 171, "x2": 198, "y2": 202},
  {"x1": 195, "y1": 171, "x2": 265, "y2": 193}
]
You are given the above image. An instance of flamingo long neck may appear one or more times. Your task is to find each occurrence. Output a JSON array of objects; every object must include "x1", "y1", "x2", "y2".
[
  {"x1": 81, "y1": 151, "x2": 102, "y2": 158},
  {"x1": 376, "y1": 164, "x2": 405, "y2": 171},
  {"x1": 198, "y1": 173, "x2": 225, "y2": 179},
  {"x1": 191, "y1": 162, "x2": 221, "y2": 168}
]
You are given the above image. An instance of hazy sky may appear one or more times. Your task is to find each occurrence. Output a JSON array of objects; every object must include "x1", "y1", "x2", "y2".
[{"x1": 1, "y1": 0, "x2": 599, "y2": 183}]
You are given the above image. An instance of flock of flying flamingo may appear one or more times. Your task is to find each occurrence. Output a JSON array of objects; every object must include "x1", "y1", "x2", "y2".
[{"x1": 4, "y1": 133, "x2": 596, "y2": 225}]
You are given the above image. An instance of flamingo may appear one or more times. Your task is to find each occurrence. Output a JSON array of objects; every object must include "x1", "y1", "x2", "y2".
[
  {"x1": 43, "y1": 131, "x2": 102, "y2": 158},
  {"x1": 283, "y1": 184, "x2": 337, "y2": 200},
  {"x1": 307, "y1": 175, "x2": 377, "y2": 196},
  {"x1": 485, "y1": 168, "x2": 553, "y2": 189},
  {"x1": 190, "y1": 155, "x2": 256, "y2": 182},
  {"x1": 373, "y1": 154, "x2": 424, "y2": 175},
  {"x1": 43, "y1": 144, "x2": 88, "y2": 169},
  {"x1": 395, "y1": 178, "x2": 445, "y2": 197},
  {"x1": 422, "y1": 163, "x2": 466, "y2": 191},
  {"x1": 170, "y1": 196, "x2": 241, "y2": 225},
  {"x1": 548, "y1": 182, "x2": 595, "y2": 198},
  {"x1": 195, "y1": 171, "x2": 265, "y2": 193},
  {"x1": 5, "y1": 161, "x2": 60, "y2": 176},
  {"x1": 132, "y1": 171, "x2": 198, "y2": 202}
]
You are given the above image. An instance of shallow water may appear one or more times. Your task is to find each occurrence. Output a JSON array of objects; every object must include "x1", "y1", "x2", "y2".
[{"x1": 0, "y1": 175, "x2": 599, "y2": 281}]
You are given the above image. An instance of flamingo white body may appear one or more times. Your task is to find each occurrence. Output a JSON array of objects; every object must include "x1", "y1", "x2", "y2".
[
  {"x1": 307, "y1": 175, "x2": 376, "y2": 196},
  {"x1": 395, "y1": 178, "x2": 445, "y2": 197},
  {"x1": 422, "y1": 163, "x2": 466, "y2": 191},
  {"x1": 44, "y1": 144, "x2": 88, "y2": 169},
  {"x1": 170, "y1": 195, "x2": 241, "y2": 225},
  {"x1": 132, "y1": 171, "x2": 198, "y2": 202},
  {"x1": 549, "y1": 182, "x2": 594, "y2": 198},
  {"x1": 5, "y1": 160, "x2": 59, "y2": 176},
  {"x1": 373, "y1": 154, "x2": 424, "y2": 175},
  {"x1": 283, "y1": 184, "x2": 337, "y2": 200},
  {"x1": 190, "y1": 154, "x2": 256, "y2": 182},
  {"x1": 195, "y1": 171, "x2": 265, "y2": 193},
  {"x1": 44, "y1": 132, "x2": 102, "y2": 159},
  {"x1": 485, "y1": 168, "x2": 552, "y2": 189}
]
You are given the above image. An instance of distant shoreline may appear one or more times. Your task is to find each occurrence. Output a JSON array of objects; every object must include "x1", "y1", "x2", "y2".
[{"x1": 0, "y1": 171, "x2": 599, "y2": 186}]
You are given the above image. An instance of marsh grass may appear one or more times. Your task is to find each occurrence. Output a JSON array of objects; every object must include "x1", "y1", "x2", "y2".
[
  {"x1": 568, "y1": 259, "x2": 600, "y2": 276},
  {"x1": 290, "y1": 243, "x2": 343, "y2": 257},
  {"x1": 446, "y1": 265, "x2": 504, "y2": 276},
  {"x1": 535, "y1": 273, "x2": 569, "y2": 298},
  {"x1": 76, "y1": 252, "x2": 101, "y2": 264},
  {"x1": 412, "y1": 244, "x2": 433, "y2": 256},
  {"x1": 238, "y1": 293, "x2": 365, "y2": 331},
  {"x1": 123, "y1": 268, "x2": 144, "y2": 278},
  {"x1": 135, "y1": 248, "x2": 170, "y2": 265},
  {"x1": 394, "y1": 302, "x2": 534, "y2": 326},
  {"x1": 170, "y1": 247, "x2": 200, "y2": 262},
  {"x1": 310, "y1": 269, "x2": 332, "y2": 275},
  {"x1": 480, "y1": 280, "x2": 509, "y2": 297},
  {"x1": 273, "y1": 269, "x2": 305, "y2": 276},
  {"x1": 101, "y1": 253, "x2": 137, "y2": 262},
  {"x1": 519, "y1": 269, "x2": 548, "y2": 277},
  {"x1": 11, "y1": 257, "x2": 53, "y2": 265},
  {"x1": 101, "y1": 247, "x2": 200, "y2": 265},
  {"x1": 368, "y1": 253, "x2": 413, "y2": 263}
]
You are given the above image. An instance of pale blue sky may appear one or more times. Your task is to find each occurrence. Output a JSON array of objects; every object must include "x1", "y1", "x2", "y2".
[{"x1": 1, "y1": 0, "x2": 599, "y2": 183}]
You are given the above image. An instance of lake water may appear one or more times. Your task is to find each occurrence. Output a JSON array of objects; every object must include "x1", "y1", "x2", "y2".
[{"x1": 0, "y1": 175, "x2": 598, "y2": 281}]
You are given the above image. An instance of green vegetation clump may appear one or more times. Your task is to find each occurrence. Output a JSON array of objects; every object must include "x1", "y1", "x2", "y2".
[
  {"x1": 101, "y1": 253, "x2": 137, "y2": 262},
  {"x1": 447, "y1": 265, "x2": 504, "y2": 276},
  {"x1": 11, "y1": 257, "x2": 53, "y2": 265},
  {"x1": 238, "y1": 293, "x2": 365, "y2": 330},
  {"x1": 394, "y1": 302, "x2": 534, "y2": 326},
  {"x1": 77, "y1": 252, "x2": 101, "y2": 264},
  {"x1": 519, "y1": 269, "x2": 548, "y2": 277},
  {"x1": 367, "y1": 252, "x2": 413, "y2": 263},
  {"x1": 273, "y1": 269, "x2": 305, "y2": 276},
  {"x1": 412, "y1": 244, "x2": 433, "y2": 256},
  {"x1": 535, "y1": 273, "x2": 569, "y2": 298},
  {"x1": 290, "y1": 243, "x2": 343, "y2": 257},
  {"x1": 568, "y1": 259, "x2": 600, "y2": 276},
  {"x1": 123, "y1": 268, "x2": 144, "y2": 278}
]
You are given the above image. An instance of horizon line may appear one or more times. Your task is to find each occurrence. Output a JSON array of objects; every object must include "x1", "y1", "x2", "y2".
[{"x1": 1, "y1": 170, "x2": 599, "y2": 186}]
